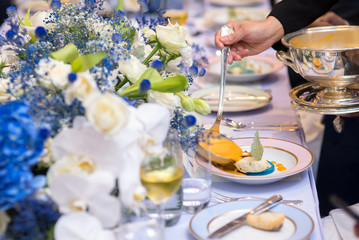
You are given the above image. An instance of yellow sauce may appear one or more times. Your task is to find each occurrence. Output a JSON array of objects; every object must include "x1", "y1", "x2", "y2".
[{"x1": 199, "y1": 138, "x2": 243, "y2": 162}]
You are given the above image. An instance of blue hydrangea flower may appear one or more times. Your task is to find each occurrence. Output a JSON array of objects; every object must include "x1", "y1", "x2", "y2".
[
  {"x1": 5, "y1": 196, "x2": 61, "y2": 240},
  {"x1": 0, "y1": 101, "x2": 48, "y2": 211}
]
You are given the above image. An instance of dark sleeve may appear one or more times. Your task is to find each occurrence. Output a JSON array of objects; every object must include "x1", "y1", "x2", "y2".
[
  {"x1": 269, "y1": 0, "x2": 339, "y2": 35},
  {"x1": 331, "y1": 0, "x2": 359, "y2": 25},
  {"x1": 0, "y1": 0, "x2": 12, "y2": 25}
]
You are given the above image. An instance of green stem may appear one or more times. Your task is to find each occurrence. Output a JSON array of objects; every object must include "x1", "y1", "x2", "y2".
[
  {"x1": 143, "y1": 44, "x2": 161, "y2": 65},
  {"x1": 163, "y1": 54, "x2": 178, "y2": 66},
  {"x1": 115, "y1": 78, "x2": 129, "y2": 92}
]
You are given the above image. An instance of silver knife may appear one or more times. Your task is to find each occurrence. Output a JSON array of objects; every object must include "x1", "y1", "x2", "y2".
[{"x1": 208, "y1": 195, "x2": 283, "y2": 239}]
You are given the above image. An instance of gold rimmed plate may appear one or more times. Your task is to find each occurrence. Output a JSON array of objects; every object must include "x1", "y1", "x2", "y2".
[
  {"x1": 209, "y1": 0, "x2": 266, "y2": 7},
  {"x1": 191, "y1": 86, "x2": 272, "y2": 112},
  {"x1": 207, "y1": 55, "x2": 284, "y2": 82},
  {"x1": 196, "y1": 137, "x2": 313, "y2": 185},
  {"x1": 190, "y1": 200, "x2": 314, "y2": 240}
]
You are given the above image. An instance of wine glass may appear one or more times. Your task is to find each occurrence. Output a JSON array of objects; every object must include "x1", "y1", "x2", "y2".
[{"x1": 140, "y1": 132, "x2": 183, "y2": 237}]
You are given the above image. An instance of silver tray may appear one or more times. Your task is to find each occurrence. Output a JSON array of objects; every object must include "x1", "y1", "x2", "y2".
[{"x1": 290, "y1": 83, "x2": 359, "y2": 114}]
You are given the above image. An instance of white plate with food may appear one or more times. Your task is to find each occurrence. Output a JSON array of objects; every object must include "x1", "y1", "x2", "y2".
[
  {"x1": 191, "y1": 86, "x2": 272, "y2": 112},
  {"x1": 16, "y1": 0, "x2": 50, "y2": 12},
  {"x1": 190, "y1": 200, "x2": 314, "y2": 240},
  {"x1": 202, "y1": 7, "x2": 269, "y2": 29},
  {"x1": 196, "y1": 137, "x2": 313, "y2": 185},
  {"x1": 210, "y1": 0, "x2": 266, "y2": 7},
  {"x1": 207, "y1": 55, "x2": 284, "y2": 82}
]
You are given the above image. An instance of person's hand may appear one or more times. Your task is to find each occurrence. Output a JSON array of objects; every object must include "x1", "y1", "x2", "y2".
[
  {"x1": 308, "y1": 12, "x2": 348, "y2": 28},
  {"x1": 214, "y1": 16, "x2": 284, "y2": 64}
]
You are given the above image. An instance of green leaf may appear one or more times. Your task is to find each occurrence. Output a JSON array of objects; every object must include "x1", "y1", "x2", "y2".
[
  {"x1": 116, "y1": 0, "x2": 124, "y2": 11},
  {"x1": 119, "y1": 68, "x2": 161, "y2": 97},
  {"x1": 71, "y1": 52, "x2": 108, "y2": 72},
  {"x1": 120, "y1": 71, "x2": 189, "y2": 98},
  {"x1": 50, "y1": 43, "x2": 79, "y2": 63},
  {"x1": 19, "y1": 8, "x2": 32, "y2": 27},
  {"x1": 151, "y1": 74, "x2": 188, "y2": 93}
]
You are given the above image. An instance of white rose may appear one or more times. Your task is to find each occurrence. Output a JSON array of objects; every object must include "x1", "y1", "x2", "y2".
[
  {"x1": 179, "y1": 46, "x2": 193, "y2": 67},
  {"x1": 117, "y1": 55, "x2": 147, "y2": 83},
  {"x1": 0, "y1": 78, "x2": 15, "y2": 103},
  {"x1": 65, "y1": 72, "x2": 99, "y2": 105},
  {"x1": 84, "y1": 93, "x2": 130, "y2": 135},
  {"x1": 0, "y1": 211, "x2": 10, "y2": 235},
  {"x1": 142, "y1": 27, "x2": 156, "y2": 41},
  {"x1": 0, "y1": 45, "x2": 19, "y2": 66},
  {"x1": 36, "y1": 58, "x2": 72, "y2": 90},
  {"x1": 156, "y1": 22, "x2": 188, "y2": 54},
  {"x1": 24, "y1": 11, "x2": 51, "y2": 34},
  {"x1": 147, "y1": 90, "x2": 180, "y2": 114}
]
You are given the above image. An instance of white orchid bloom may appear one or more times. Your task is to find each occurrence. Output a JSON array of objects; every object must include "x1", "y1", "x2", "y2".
[
  {"x1": 55, "y1": 212, "x2": 116, "y2": 240},
  {"x1": 47, "y1": 154, "x2": 96, "y2": 183},
  {"x1": 136, "y1": 103, "x2": 171, "y2": 156},
  {"x1": 51, "y1": 116, "x2": 135, "y2": 175},
  {"x1": 50, "y1": 115, "x2": 145, "y2": 207},
  {"x1": 49, "y1": 171, "x2": 120, "y2": 228}
]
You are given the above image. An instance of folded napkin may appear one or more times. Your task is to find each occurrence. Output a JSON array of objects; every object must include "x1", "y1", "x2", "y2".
[{"x1": 322, "y1": 203, "x2": 359, "y2": 240}]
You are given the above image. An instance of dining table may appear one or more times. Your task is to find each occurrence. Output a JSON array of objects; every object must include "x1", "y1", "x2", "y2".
[
  {"x1": 2, "y1": 0, "x2": 325, "y2": 239},
  {"x1": 164, "y1": 0, "x2": 324, "y2": 239}
]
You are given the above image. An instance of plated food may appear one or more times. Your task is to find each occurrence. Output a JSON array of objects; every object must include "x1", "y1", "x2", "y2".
[
  {"x1": 201, "y1": 7, "x2": 269, "y2": 30},
  {"x1": 190, "y1": 200, "x2": 314, "y2": 240},
  {"x1": 207, "y1": 55, "x2": 284, "y2": 82},
  {"x1": 196, "y1": 137, "x2": 313, "y2": 185}
]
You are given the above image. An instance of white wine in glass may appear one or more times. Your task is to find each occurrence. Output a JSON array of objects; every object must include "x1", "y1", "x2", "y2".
[{"x1": 141, "y1": 164, "x2": 182, "y2": 205}]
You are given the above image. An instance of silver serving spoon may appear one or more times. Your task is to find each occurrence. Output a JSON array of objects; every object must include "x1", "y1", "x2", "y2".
[{"x1": 197, "y1": 25, "x2": 243, "y2": 165}]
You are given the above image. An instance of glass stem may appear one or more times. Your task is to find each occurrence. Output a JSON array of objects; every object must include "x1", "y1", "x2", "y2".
[{"x1": 156, "y1": 203, "x2": 165, "y2": 240}]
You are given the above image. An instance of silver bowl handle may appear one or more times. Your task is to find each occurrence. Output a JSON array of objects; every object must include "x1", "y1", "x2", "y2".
[{"x1": 276, "y1": 50, "x2": 299, "y2": 73}]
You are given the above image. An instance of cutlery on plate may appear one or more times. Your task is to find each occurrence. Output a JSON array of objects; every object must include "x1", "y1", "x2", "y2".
[
  {"x1": 222, "y1": 117, "x2": 299, "y2": 131},
  {"x1": 208, "y1": 195, "x2": 283, "y2": 239},
  {"x1": 211, "y1": 191, "x2": 303, "y2": 206},
  {"x1": 200, "y1": 95, "x2": 271, "y2": 102}
]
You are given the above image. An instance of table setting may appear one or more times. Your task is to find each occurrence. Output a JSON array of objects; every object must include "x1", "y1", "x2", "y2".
[{"x1": 2, "y1": 0, "x2": 359, "y2": 239}]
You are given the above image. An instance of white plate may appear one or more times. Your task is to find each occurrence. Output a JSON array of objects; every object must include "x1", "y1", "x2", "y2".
[
  {"x1": 190, "y1": 200, "x2": 314, "y2": 240},
  {"x1": 16, "y1": 0, "x2": 50, "y2": 12},
  {"x1": 210, "y1": 0, "x2": 266, "y2": 7},
  {"x1": 197, "y1": 137, "x2": 313, "y2": 185},
  {"x1": 191, "y1": 86, "x2": 272, "y2": 112},
  {"x1": 207, "y1": 55, "x2": 284, "y2": 82},
  {"x1": 203, "y1": 7, "x2": 269, "y2": 29}
]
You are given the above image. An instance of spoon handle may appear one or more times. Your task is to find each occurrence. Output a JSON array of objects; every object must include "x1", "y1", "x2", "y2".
[
  {"x1": 217, "y1": 47, "x2": 229, "y2": 119},
  {"x1": 211, "y1": 26, "x2": 233, "y2": 132}
]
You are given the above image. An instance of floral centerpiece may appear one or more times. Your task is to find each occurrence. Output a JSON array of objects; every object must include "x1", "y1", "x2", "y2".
[{"x1": 0, "y1": 0, "x2": 209, "y2": 239}]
